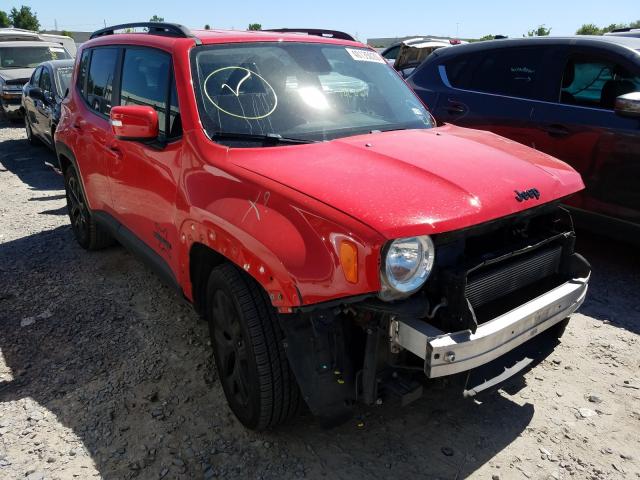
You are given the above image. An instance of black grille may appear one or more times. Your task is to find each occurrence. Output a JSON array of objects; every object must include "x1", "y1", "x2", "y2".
[{"x1": 465, "y1": 245, "x2": 562, "y2": 308}]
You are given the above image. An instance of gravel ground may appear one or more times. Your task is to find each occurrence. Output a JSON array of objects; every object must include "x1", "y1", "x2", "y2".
[{"x1": 0, "y1": 117, "x2": 639, "y2": 480}]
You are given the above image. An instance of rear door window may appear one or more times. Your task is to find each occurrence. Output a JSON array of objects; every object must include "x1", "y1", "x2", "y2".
[
  {"x1": 464, "y1": 47, "x2": 546, "y2": 100},
  {"x1": 86, "y1": 47, "x2": 118, "y2": 116},
  {"x1": 560, "y1": 54, "x2": 640, "y2": 110}
]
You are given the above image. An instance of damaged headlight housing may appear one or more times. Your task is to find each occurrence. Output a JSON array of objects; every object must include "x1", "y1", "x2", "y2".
[{"x1": 379, "y1": 235, "x2": 435, "y2": 300}]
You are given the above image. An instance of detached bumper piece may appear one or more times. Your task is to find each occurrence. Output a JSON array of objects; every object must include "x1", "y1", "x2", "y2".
[{"x1": 390, "y1": 269, "x2": 589, "y2": 379}]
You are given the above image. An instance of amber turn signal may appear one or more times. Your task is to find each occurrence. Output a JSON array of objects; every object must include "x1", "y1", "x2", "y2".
[{"x1": 339, "y1": 240, "x2": 358, "y2": 284}]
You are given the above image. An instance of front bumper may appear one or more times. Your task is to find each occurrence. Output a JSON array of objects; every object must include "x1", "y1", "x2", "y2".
[
  {"x1": 1, "y1": 95, "x2": 23, "y2": 115},
  {"x1": 390, "y1": 273, "x2": 589, "y2": 378}
]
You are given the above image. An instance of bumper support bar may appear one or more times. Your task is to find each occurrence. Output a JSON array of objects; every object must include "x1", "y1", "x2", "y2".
[{"x1": 390, "y1": 275, "x2": 589, "y2": 378}]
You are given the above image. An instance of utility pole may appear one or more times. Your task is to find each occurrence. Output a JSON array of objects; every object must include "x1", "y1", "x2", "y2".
[
  {"x1": 456, "y1": 23, "x2": 460, "y2": 37},
  {"x1": 54, "y1": 19, "x2": 58, "y2": 31}
]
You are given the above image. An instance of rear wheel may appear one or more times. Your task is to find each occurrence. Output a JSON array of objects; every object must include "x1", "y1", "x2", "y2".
[
  {"x1": 206, "y1": 263, "x2": 300, "y2": 430},
  {"x1": 64, "y1": 166, "x2": 113, "y2": 250}
]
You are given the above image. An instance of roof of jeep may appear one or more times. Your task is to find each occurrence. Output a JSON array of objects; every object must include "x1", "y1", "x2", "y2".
[{"x1": 84, "y1": 28, "x2": 364, "y2": 50}]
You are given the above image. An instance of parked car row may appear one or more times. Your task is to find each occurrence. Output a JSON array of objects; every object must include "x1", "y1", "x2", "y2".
[
  {"x1": 0, "y1": 28, "x2": 72, "y2": 122},
  {"x1": 44, "y1": 23, "x2": 592, "y2": 430}
]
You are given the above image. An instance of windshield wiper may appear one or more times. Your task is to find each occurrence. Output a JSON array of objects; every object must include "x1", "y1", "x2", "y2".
[{"x1": 211, "y1": 131, "x2": 315, "y2": 145}]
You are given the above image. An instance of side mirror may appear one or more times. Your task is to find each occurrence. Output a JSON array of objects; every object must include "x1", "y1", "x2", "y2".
[
  {"x1": 110, "y1": 105, "x2": 158, "y2": 140},
  {"x1": 29, "y1": 87, "x2": 44, "y2": 101},
  {"x1": 614, "y1": 92, "x2": 640, "y2": 118}
]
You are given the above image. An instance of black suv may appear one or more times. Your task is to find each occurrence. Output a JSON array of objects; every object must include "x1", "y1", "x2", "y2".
[{"x1": 407, "y1": 36, "x2": 640, "y2": 238}]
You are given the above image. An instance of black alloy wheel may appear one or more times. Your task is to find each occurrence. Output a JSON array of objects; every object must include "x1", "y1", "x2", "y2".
[{"x1": 206, "y1": 263, "x2": 300, "y2": 430}]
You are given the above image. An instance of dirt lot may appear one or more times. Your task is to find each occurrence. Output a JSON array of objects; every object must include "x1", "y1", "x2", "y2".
[{"x1": 0, "y1": 117, "x2": 639, "y2": 480}]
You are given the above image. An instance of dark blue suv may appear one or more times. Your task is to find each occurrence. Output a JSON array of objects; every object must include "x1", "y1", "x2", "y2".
[{"x1": 408, "y1": 36, "x2": 640, "y2": 239}]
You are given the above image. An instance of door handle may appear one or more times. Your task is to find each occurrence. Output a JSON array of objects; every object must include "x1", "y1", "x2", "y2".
[
  {"x1": 107, "y1": 144, "x2": 122, "y2": 161},
  {"x1": 445, "y1": 100, "x2": 466, "y2": 115},
  {"x1": 544, "y1": 124, "x2": 570, "y2": 138}
]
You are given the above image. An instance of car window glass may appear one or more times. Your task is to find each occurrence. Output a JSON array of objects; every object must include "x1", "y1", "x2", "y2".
[
  {"x1": 445, "y1": 54, "x2": 473, "y2": 88},
  {"x1": 168, "y1": 75, "x2": 181, "y2": 138},
  {"x1": 77, "y1": 50, "x2": 90, "y2": 96},
  {"x1": 31, "y1": 66, "x2": 42, "y2": 86},
  {"x1": 560, "y1": 55, "x2": 640, "y2": 110},
  {"x1": 120, "y1": 47, "x2": 170, "y2": 137},
  {"x1": 86, "y1": 48, "x2": 118, "y2": 116},
  {"x1": 56, "y1": 67, "x2": 73, "y2": 95},
  {"x1": 39, "y1": 68, "x2": 52, "y2": 93},
  {"x1": 466, "y1": 47, "x2": 545, "y2": 99},
  {"x1": 383, "y1": 45, "x2": 400, "y2": 60}
]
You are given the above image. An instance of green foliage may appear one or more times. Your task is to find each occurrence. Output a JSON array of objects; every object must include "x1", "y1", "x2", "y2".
[
  {"x1": 526, "y1": 25, "x2": 551, "y2": 37},
  {"x1": 60, "y1": 30, "x2": 73, "y2": 38},
  {"x1": 149, "y1": 15, "x2": 164, "y2": 22},
  {"x1": 9, "y1": 5, "x2": 40, "y2": 31},
  {"x1": 576, "y1": 19, "x2": 640, "y2": 35},
  {"x1": 0, "y1": 10, "x2": 10, "y2": 28},
  {"x1": 575, "y1": 23, "x2": 601, "y2": 35},
  {"x1": 478, "y1": 34, "x2": 496, "y2": 41},
  {"x1": 204, "y1": 24, "x2": 211, "y2": 30},
  {"x1": 247, "y1": 23, "x2": 262, "y2": 31}
]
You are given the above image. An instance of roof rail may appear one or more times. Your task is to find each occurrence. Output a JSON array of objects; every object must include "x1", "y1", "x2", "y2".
[
  {"x1": 610, "y1": 27, "x2": 640, "y2": 33},
  {"x1": 90, "y1": 22, "x2": 201, "y2": 45},
  {"x1": 263, "y1": 28, "x2": 355, "y2": 42}
]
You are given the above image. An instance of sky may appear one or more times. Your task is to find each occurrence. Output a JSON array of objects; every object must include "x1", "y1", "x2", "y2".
[{"x1": 2, "y1": 0, "x2": 639, "y2": 42}]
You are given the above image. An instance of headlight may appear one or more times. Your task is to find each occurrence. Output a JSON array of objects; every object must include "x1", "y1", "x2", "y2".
[{"x1": 379, "y1": 235, "x2": 435, "y2": 300}]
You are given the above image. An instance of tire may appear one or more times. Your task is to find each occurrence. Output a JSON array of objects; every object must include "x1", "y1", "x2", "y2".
[
  {"x1": 206, "y1": 263, "x2": 300, "y2": 430},
  {"x1": 25, "y1": 117, "x2": 40, "y2": 146},
  {"x1": 64, "y1": 166, "x2": 113, "y2": 250}
]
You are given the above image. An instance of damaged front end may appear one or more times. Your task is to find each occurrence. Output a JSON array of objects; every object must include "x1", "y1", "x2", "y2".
[{"x1": 278, "y1": 205, "x2": 590, "y2": 425}]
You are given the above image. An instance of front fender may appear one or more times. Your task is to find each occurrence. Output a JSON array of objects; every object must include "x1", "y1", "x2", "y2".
[{"x1": 178, "y1": 162, "x2": 384, "y2": 309}]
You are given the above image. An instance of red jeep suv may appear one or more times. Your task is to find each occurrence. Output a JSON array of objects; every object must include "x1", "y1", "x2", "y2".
[{"x1": 55, "y1": 23, "x2": 590, "y2": 429}]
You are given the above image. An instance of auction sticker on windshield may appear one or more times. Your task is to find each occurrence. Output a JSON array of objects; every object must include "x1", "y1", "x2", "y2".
[{"x1": 345, "y1": 48, "x2": 386, "y2": 64}]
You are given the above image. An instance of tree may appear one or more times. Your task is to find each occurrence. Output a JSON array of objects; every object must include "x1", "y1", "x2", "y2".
[
  {"x1": 478, "y1": 34, "x2": 496, "y2": 41},
  {"x1": 149, "y1": 15, "x2": 164, "y2": 22},
  {"x1": 247, "y1": 23, "x2": 262, "y2": 31},
  {"x1": 526, "y1": 25, "x2": 551, "y2": 37},
  {"x1": 575, "y1": 19, "x2": 640, "y2": 35},
  {"x1": 204, "y1": 24, "x2": 211, "y2": 30},
  {"x1": 9, "y1": 6, "x2": 40, "y2": 31},
  {"x1": 60, "y1": 30, "x2": 73, "y2": 38},
  {"x1": 0, "y1": 10, "x2": 10, "y2": 28},
  {"x1": 576, "y1": 23, "x2": 601, "y2": 35}
]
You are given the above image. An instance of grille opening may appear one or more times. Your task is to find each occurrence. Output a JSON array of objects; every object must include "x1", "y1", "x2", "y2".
[
  {"x1": 472, "y1": 274, "x2": 566, "y2": 324},
  {"x1": 465, "y1": 244, "x2": 563, "y2": 309}
]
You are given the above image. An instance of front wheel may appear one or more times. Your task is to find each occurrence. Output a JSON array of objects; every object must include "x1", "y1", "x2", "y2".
[
  {"x1": 25, "y1": 117, "x2": 39, "y2": 145},
  {"x1": 206, "y1": 264, "x2": 300, "y2": 430}
]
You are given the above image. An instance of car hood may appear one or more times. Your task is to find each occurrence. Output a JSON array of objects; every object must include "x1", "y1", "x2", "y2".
[
  {"x1": 231, "y1": 125, "x2": 584, "y2": 239},
  {"x1": 0, "y1": 68, "x2": 33, "y2": 83}
]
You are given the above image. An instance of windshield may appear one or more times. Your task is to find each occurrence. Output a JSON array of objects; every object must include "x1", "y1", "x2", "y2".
[
  {"x1": 191, "y1": 42, "x2": 433, "y2": 144},
  {"x1": 55, "y1": 66, "x2": 73, "y2": 94},
  {"x1": 0, "y1": 46, "x2": 71, "y2": 69}
]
